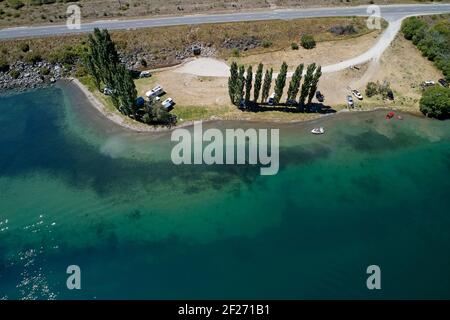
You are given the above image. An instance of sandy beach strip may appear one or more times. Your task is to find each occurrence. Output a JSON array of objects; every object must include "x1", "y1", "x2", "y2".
[{"x1": 70, "y1": 77, "x2": 420, "y2": 133}]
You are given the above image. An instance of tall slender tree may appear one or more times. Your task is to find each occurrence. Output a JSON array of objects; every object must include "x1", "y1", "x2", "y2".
[
  {"x1": 274, "y1": 62, "x2": 288, "y2": 105},
  {"x1": 234, "y1": 65, "x2": 246, "y2": 106},
  {"x1": 299, "y1": 63, "x2": 316, "y2": 107},
  {"x1": 244, "y1": 65, "x2": 253, "y2": 104},
  {"x1": 85, "y1": 28, "x2": 137, "y2": 116},
  {"x1": 85, "y1": 53, "x2": 101, "y2": 90},
  {"x1": 261, "y1": 68, "x2": 273, "y2": 104},
  {"x1": 228, "y1": 62, "x2": 238, "y2": 104},
  {"x1": 286, "y1": 63, "x2": 304, "y2": 104},
  {"x1": 253, "y1": 63, "x2": 264, "y2": 103},
  {"x1": 307, "y1": 65, "x2": 322, "y2": 105}
]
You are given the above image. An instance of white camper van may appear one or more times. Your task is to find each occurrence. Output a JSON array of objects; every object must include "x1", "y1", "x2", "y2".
[{"x1": 145, "y1": 85, "x2": 164, "y2": 98}]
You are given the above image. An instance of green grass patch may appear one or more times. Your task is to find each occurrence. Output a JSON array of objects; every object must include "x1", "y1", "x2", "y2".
[{"x1": 173, "y1": 105, "x2": 231, "y2": 122}]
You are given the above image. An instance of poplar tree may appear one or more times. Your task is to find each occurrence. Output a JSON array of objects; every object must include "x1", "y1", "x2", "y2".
[
  {"x1": 85, "y1": 28, "x2": 137, "y2": 116},
  {"x1": 299, "y1": 63, "x2": 316, "y2": 107},
  {"x1": 286, "y1": 63, "x2": 304, "y2": 104},
  {"x1": 307, "y1": 65, "x2": 322, "y2": 105},
  {"x1": 234, "y1": 65, "x2": 246, "y2": 106},
  {"x1": 244, "y1": 65, "x2": 253, "y2": 104},
  {"x1": 228, "y1": 62, "x2": 238, "y2": 104},
  {"x1": 274, "y1": 62, "x2": 288, "y2": 105},
  {"x1": 253, "y1": 63, "x2": 264, "y2": 103},
  {"x1": 261, "y1": 68, "x2": 273, "y2": 104}
]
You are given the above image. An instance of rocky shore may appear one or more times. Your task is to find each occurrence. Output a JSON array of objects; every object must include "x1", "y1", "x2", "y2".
[
  {"x1": 0, "y1": 42, "x2": 217, "y2": 93},
  {"x1": 122, "y1": 42, "x2": 216, "y2": 70},
  {"x1": 0, "y1": 61, "x2": 68, "y2": 93}
]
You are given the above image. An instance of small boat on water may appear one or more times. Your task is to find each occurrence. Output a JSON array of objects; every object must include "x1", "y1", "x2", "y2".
[
  {"x1": 386, "y1": 111, "x2": 395, "y2": 120},
  {"x1": 311, "y1": 127, "x2": 325, "y2": 135}
]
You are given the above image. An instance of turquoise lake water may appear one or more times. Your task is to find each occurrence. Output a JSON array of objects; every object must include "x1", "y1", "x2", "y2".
[{"x1": 0, "y1": 83, "x2": 449, "y2": 299}]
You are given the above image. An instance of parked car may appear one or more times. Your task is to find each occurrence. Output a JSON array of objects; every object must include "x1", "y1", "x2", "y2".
[
  {"x1": 161, "y1": 98, "x2": 175, "y2": 110},
  {"x1": 268, "y1": 93, "x2": 276, "y2": 106},
  {"x1": 347, "y1": 95, "x2": 354, "y2": 108},
  {"x1": 438, "y1": 78, "x2": 449, "y2": 87},
  {"x1": 285, "y1": 98, "x2": 296, "y2": 105},
  {"x1": 387, "y1": 90, "x2": 394, "y2": 101},
  {"x1": 139, "y1": 71, "x2": 151, "y2": 78},
  {"x1": 421, "y1": 80, "x2": 435, "y2": 89},
  {"x1": 146, "y1": 85, "x2": 164, "y2": 98},
  {"x1": 315, "y1": 91, "x2": 324, "y2": 103},
  {"x1": 103, "y1": 87, "x2": 113, "y2": 95},
  {"x1": 239, "y1": 98, "x2": 246, "y2": 108},
  {"x1": 352, "y1": 89, "x2": 363, "y2": 100}
]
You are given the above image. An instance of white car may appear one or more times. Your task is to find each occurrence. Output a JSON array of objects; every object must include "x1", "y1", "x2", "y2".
[
  {"x1": 347, "y1": 95, "x2": 354, "y2": 107},
  {"x1": 146, "y1": 85, "x2": 164, "y2": 98},
  {"x1": 162, "y1": 98, "x2": 174, "y2": 109},
  {"x1": 352, "y1": 89, "x2": 363, "y2": 100},
  {"x1": 139, "y1": 71, "x2": 151, "y2": 78},
  {"x1": 103, "y1": 87, "x2": 113, "y2": 95}
]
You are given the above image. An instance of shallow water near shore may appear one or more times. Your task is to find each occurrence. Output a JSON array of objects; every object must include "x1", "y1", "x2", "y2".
[{"x1": 0, "y1": 83, "x2": 450, "y2": 299}]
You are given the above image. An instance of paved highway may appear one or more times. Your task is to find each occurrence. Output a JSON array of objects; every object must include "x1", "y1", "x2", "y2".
[{"x1": 1, "y1": 4, "x2": 450, "y2": 40}]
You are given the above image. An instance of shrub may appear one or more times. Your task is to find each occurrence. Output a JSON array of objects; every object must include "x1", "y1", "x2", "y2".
[
  {"x1": 378, "y1": 80, "x2": 392, "y2": 99},
  {"x1": 75, "y1": 65, "x2": 88, "y2": 78},
  {"x1": 10, "y1": 69, "x2": 20, "y2": 79},
  {"x1": 48, "y1": 45, "x2": 83, "y2": 65},
  {"x1": 420, "y1": 86, "x2": 450, "y2": 119},
  {"x1": 25, "y1": 52, "x2": 42, "y2": 64},
  {"x1": 20, "y1": 43, "x2": 30, "y2": 52},
  {"x1": 8, "y1": 0, "x2": 25, "y2": 10},
  {"x1": 329, "y1": 25, "x2": 357, "y2": 36},
  {"x1": 365, "y1": 82, "x2": 378, "y2": 97},
  {"x1": 301, "y1": 34, "x2": 316, "y2": 49},
  {"x1": 231, "y1": 48, "x2": 240, "y2": 57},
  {"x1": 40, "y1": 67, "x2": 50, "y2": 75},
  {"x1": 291, "y1": 42, "x2": 299, "y2": 50},
  {"x1": 262, "y1": 40, "x2": 272, "y2": 48},
  {"x1": 0, "y1": 57, "x2": 9, "y2": 72},
  {"x1": 365, "y1": 81, "x2": 392, "y2": 99}
]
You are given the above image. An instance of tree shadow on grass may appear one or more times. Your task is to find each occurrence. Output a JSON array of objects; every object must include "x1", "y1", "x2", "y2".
[{"x1": 240, "y1": 101, "x2": 337, "y2": 114}]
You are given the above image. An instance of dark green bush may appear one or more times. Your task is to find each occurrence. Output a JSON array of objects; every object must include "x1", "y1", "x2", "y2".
[
  {"x1": 0, "y1": 57, "x2": 10, "y2": 72},
  {"x1": 301, "y1": 35, "x2": 316, "y2": 49},
  {"x1": 10, "y1": 69, "x2": 20, "y2": 79},
  {"x1": 420, "y1": 86, "x2": 450, "y2": 119},
  {"x1": 20, "y1": 43, "x2": 30, "y2": 53}
]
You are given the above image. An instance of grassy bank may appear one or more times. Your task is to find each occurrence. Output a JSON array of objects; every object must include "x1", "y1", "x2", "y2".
[{"x1": 1, "y1": 16, "x2": 378, "y2": 69}]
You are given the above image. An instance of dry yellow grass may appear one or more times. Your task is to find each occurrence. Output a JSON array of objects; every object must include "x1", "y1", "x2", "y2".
[
  {"x1": 230, "y1": 29, "x2": 382, "y2": 72},
  {"x1": 0, "y1": 16, "x2": 374, "y2": 68},
  {"x1": 133, "y1": 30, "x2": 446, "y2": 122}
]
